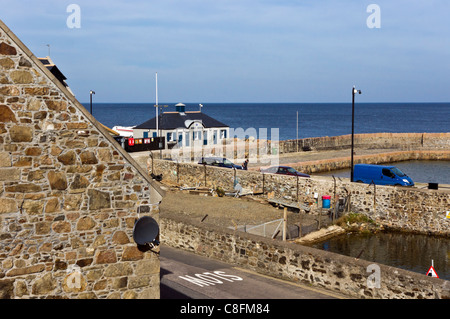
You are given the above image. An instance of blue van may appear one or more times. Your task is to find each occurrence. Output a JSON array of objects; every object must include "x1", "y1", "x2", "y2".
[{"x1": 353, "y1": 164, "x2": 414, "y2": 187}]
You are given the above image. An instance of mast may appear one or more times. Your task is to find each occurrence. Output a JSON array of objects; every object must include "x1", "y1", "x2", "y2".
[{"x1": 155, "y1": 72, "x2": 158, "y2": 133}]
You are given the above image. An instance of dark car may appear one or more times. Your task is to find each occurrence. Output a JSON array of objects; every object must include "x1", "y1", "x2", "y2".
[
  {"x1": 198, "y1": 157, "x2": 243, "y2": 169},
  {"x1": 260, "y1": 165, "x2": 309, "y2": 178}
]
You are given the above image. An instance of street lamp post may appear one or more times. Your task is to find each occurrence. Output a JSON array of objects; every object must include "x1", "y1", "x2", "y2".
[
  {"x1": 351, "y1": 86, "x2": 361, "y2": 182},
  {"x1": 89, "y1": 90, "x2": 95, "y2": 115}
]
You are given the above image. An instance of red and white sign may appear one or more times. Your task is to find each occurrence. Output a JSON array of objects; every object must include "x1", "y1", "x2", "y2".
[
  {"x1": 128, "y1": 138, "x2": 135, "y2": 146},
  {"x1": 426, "y1": 266, "x2": 439, "y2": 278}
]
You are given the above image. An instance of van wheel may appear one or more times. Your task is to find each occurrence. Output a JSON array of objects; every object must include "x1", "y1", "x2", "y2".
[
  {"x1": 356, "y1": 180, "x2": 363, "y2": 183},
  {"x1": 394, "y1": 184, "x2": 401, "y2": 187}
]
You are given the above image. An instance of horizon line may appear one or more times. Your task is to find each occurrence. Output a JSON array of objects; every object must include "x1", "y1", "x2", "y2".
[{"x1": 80, "y1": 101, "x2": 450, "y2": 105}]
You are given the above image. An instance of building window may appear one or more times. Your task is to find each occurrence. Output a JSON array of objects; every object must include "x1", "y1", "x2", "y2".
[
  {"x1": 220, "y1": 129, "x2": 227, "y2": 139},
  {"x1": 213, "y1": 130, "x2": 217, "y2": 144},
  {"x1": 167, "y1": 132, "x2": 175, "y2": 142},
  {"x1": 203, "y1": 131, "x2": 208, "y2": 145},
  {"x1": 185, "y1": 132, "x2": 190, "y2": 146}
]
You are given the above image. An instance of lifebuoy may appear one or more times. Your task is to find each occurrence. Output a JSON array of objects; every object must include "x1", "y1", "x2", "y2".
[{"x1": 128, "y1": 138, "x2": 135, "y2": 146}]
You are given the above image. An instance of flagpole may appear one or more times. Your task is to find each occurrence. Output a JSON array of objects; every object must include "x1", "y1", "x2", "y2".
[{"x1": 155, "y1": 72, "x2": 158, "y2": 134}]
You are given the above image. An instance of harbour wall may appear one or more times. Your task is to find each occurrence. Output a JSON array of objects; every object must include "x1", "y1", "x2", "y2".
[
  {"x1": 149, "y1": 132, "x2": 450, "y2": 165},
  {"x1": 151, "y1": 159, "x2": 450, "y2": 237},
  {"x1": 279, "y1": 132, "x2": 450, "y2": 153},
  {"x1": 161, "y1": 212, "x2": 450, "y2": 299},
  {"x1": 285, "y1": 150, "x2": 450, "y2": 174}
]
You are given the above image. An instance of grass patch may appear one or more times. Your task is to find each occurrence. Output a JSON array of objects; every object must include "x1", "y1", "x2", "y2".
[{"x1": 336, "y1": 212, "x2": 374, "y2": 226}]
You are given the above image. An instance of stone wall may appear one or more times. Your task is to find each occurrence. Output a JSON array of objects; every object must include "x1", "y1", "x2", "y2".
[
  {"x1": 151, "y1": 159, "x2": 450, "y2": 236},
  {"x1": 150, "y1": 132, "x2": 450, "y2": 163},
  {"x1": 161, "y1": 212, "x2": 450, "y2": 299},
  {"x1": 285, "y1": 150, "x2": 450, "y2": 174},
  {"x1": 279, "y1": 133, "x2": 450, "y2": 153},
  {"x1": 0, "y1": 20, "x2": 163, "y2": 299}
]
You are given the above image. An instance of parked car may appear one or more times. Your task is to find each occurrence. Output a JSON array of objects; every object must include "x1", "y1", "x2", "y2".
[
  {"x1": 198, "y1": 157, "x2": 243, "y2": 169},
  {"x1": 353, "y1": 164, "x2": 414, "y2": 186},
  {"x1": 260, "y1": 165, "x2": 310, "y2": 178}
]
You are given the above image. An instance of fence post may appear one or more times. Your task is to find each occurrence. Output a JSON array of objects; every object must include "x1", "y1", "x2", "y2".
[
  {"x1": 203, "y1": 164, "x2": 207, "y2": 187},
  {"x1": 262, "y1": 173, "x2": 265, "y2": 195},
  {"x1": 283, "y1": 207, "x2": 287, "y2": 241}
]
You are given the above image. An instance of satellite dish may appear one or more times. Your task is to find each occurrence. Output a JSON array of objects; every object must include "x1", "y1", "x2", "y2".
[{"x1": 133, "y1": 216, "x2": 160, "y2": 248}]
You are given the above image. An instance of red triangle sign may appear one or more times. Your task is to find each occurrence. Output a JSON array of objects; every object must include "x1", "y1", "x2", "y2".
[{"x1": 426, "y1": 266, "x2": 439, "y2": 278}]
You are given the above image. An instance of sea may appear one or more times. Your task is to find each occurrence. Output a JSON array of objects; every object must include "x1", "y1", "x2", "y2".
[{"x1": 84, "y1": 102, "x2": 450, "y2": 141}]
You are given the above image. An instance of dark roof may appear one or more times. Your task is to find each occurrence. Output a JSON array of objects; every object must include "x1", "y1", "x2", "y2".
[
  {"x1": 38, "y1": 57, "x2": 68, "y2": 86},
  {"x1": 134, "y1": 111, "x2": 228, "y2": 130}
]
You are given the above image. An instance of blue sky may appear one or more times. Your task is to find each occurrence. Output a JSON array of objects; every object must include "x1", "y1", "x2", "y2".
[{"x1": 2, "y1": 1, "x2": 449, "y2": 103}]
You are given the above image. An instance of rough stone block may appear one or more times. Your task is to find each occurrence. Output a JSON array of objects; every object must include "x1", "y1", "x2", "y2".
[
  {"x1": 76, "y1": 216, "x2": 96, "y2": 230},
  {"x1": 9, "y1": 125, "x2": 33, "y2": 142},
  {"x1": 27, "y1": 170, "x2": 44, "y2": 181},
  {"x1": 35, "y1": 221, "x2": 52, "y2": 235},
  {"x1": 0, "y1": 279, "x2": 14, "y2": 299},
  {"x1": 51, "y1": 221, "x2": 71, "y2": 233},
  {"x1": 80, "y1": 151, "x2": 98, "y2": 164},
  {"x1": 32, "y1": 273, "x2": 56, "y2": 295},
  {"x1": 0, "y1": 152, "x2": 11, "y2": 167},
  {"x1": 0, "y1": 105, "x2": 16, "y2": 122},
  {"x1": 0, "y1": 57, "x2": 14, "y2": 69},
  {"x1": 57, "y1": 150, "x2": 76, "y2": 165},
  {"x1": 70, "y1": 174, "x2": 89, "y2": 190},
  {"x1": 47, "y1": 171, "x2": 68, "y2": 190},
  {"x1": 122, "y1": 246, "x2": 144, "y2": 261},
  {"x1": 0, "y1": 168, "x2": 20, "y2": 181},
  {"x1": 24, "y1": 147, "x2": 42, "y2": 156},
  {"x1": 10, "y1": 70, "x2": 33, "y2": 84},
  {"x1": 23, "y1": 200, "x2": 44, "y2": 215},
  {"x1": 45, "y1": 100, "x2": 67, "y2": 111},
  {"x1": 88, "y1": 189, "x2": 111, "y2": 210},
  {"x1": 6, "y1": 264, "x2": 45, "y2": 277},
  {"x1": 5, "y1": 183, "x2": 41, "y2": 193},
  {"x1": 0, "y1": 85, "x2": 20, "y2": 96},
  {"x1": 0, "y1": 198, "x2": 17, "y2": 214},
  {"x1": 95, "y1": 250, "x2": 117, "y2": 264},
  {"x1": 63, "y1": 194, "x2": 82, "y2": 211},
  {"x1": 24, "y1": 87, "x2": 49, "y2": 96},
  {"x1": 112, "y1": 231, "x2": 130, "y2": 244},
  {"x1": 135, "y1": 259, "x2": 159, "y2": 275},
  {"x1": 0, "y1": 42, "x2": 17, "y2": 55},
  {"x1": 104, "y1": 263, "x2": 133, "y2": 277}
]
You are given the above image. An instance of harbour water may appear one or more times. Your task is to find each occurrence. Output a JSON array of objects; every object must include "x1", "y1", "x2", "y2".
[
  {"x1": 314, "y1": 160, "x2": 450, "y2": 185},
  {"x1": 310, "y1": 231, "x2": 450, "y2": 281},
  {"x1": 84, "y1": 102, "x2": 450, "y2": 142}
]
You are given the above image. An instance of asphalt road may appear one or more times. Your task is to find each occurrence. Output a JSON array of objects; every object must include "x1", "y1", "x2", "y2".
[{"x1": 160, "y1": 245, "x2": 348, "y2": 300}]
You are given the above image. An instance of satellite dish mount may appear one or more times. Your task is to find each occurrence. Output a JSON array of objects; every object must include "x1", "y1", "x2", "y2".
[{"x1": 132, "y1": 216, "x2": 160, "y2": 252}]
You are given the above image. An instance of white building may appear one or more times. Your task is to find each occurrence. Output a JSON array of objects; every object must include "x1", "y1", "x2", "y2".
[{"x1": 133, "y1": 103, "x2": 229, "y2": 149}]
